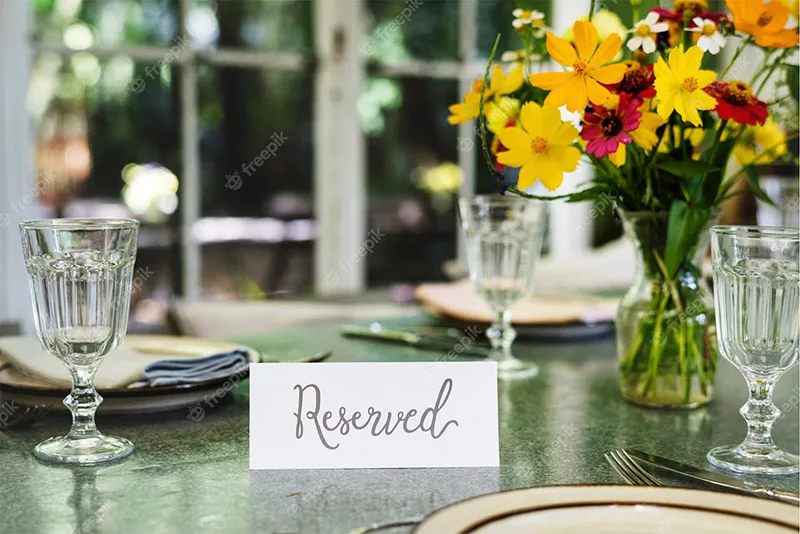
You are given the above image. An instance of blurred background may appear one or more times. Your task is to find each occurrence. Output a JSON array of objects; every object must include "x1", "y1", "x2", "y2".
[{"x1": 0, "y1": 0, "x2": 796, "y2": 334}]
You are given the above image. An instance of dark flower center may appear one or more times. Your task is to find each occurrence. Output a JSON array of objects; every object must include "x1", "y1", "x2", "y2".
[
  {"x1": 757, "y1": 11, "x2": 774, "y2": 27},
  {"x1": 619, "y1": 66, "x2": 649, "y2": 94},
  {"x1": 724, "y1": 81, "x2": 753, "y2": 106},
  {"x1": 601, "y1": 115, "x2": 623, "y2": 137}
]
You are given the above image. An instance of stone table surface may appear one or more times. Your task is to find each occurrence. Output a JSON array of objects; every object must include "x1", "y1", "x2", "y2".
[{"x1": 1, "y1": 315, "x2": 798, "y2": 534}]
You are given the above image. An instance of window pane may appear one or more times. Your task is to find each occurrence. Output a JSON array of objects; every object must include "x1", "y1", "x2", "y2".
[
  {"x1": 189, "y1": 0, "x2": 313, "y2": 54},
  {"x1": 33, "y1": 0, "x2": 180, "y2": 47},
  {"x1": 364, "y1": 76, "x2": 459, "y2": 286},
  {"x1": 477, "y1": 0, "x2": 548, "y2": 58},
  {"x1": 197, "y1": 66, "x2": 314, "y2": 298},
  {"x1": 365, "y1": 0, "x2": 458, "y2": 61},
  {"x1": 30, "y1": 52, "x2": 181, "y2": 330}
]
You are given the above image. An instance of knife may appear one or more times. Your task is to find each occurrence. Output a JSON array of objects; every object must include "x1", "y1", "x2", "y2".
[
  {"x1": 340, "y1": 324, "x2": 491, "y2": 358},
  {"x1": 626, "y1": 448, "x2": 800, "y2": 506}
]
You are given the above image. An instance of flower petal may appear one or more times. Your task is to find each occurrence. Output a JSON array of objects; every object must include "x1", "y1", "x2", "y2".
[
  {"x1": 589, "y1": 33, "x2": 622, "y2": 67},
  {"x1": 683, "y1": 46, "x2": 704, "y2": 74},
  {"x1": 591, "y1": 63, "x2": 627, "y2": 84},
  {"x1": 550, "y1": 121, "x2": 580, "y2": 146},
  {"x1": 761, "y1": 1, "x2": 790, "y2": 33},
  {"x1": 586, "y1": 77, "x2": 611, "y2": 106},
  {"x1": 519, "y1": 102, "x2": 542, "y2": 135},
  {"x1": 695, "y1": 69, "x2": 717, "y2": 88},
  {"x1": 517, "y1": 160, "x2": 540, "y2": 189},
  {"x1": 497, "y1": 127, "x2": 531, "y2": 150},
  {"x1": 573, "y1": 20, "x2": 598, "y2": 61},
  {"x1": 545, "y1": 33, "x2": 578, "y2": 66},
  {"x1": 547, "y1": 75, "x2": 589, "y2": 112},
  {"x1": 498, "y1": 147, "x2": 534, "y2": 168},
  {"x1": 643, "y1": 37, "x2": 656, "y2": 54},
  {"x1": 528, "y1": 70, "x2": 575, "y2": 90},
  {"x1": 627, "y1": 37, "x2": 642, "y2": 51}
]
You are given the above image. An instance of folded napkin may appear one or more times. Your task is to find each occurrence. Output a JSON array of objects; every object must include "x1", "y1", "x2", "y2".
[
  {"x1": 415, "y1": 280, "x2": 618, "y2": 325},
  {"x1": 130, "y1": 350, "x2": 250, "y2": 387},
  {"x1": 0, "y1": 336, "x2": 251, "y2": 390}
]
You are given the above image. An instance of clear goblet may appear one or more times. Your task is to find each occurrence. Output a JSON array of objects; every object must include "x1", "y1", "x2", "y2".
[
  {"x1": 19, "y1": 218, "x2": 139, "y2": 465},
  {"x1": 457, "y1": 195, "x2": 546, "y2": 380},
  {"x1": 707, "y1": 226, "x2": 799, "y2": 475}
]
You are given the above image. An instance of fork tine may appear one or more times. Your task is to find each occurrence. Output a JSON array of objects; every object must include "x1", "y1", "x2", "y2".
[
  {"x1": 613, "y1": 450, "x2": 659, "y2": 487},
  {"x1": 610, "y1": 450, "x2": 650, "y2": 486},
  {"x1": 605, "y1": 451, "x2": 640, "y2": 486},
  {"x1": 620, "y1": 449, "x2": 663, "y2": 487}
]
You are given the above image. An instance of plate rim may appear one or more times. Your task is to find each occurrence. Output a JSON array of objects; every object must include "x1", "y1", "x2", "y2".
[
  {"x1": 411, "y1": 484, "x2": 800, "y2": 534},
  {"x1": 0, "y1": 334, "x2": 260, "y2": 397}
]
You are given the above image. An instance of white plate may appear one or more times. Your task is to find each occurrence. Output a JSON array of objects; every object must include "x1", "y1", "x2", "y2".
[{"x1": 413, "y1": 485, "x2": 799, "y2": 533}]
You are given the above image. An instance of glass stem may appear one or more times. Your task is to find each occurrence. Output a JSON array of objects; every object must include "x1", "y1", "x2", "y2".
[
  {"x1": 65, "y1": 364, "x2": 103, "y2": 439},
  {"x1": 739, "y1": 374, "x2": 781, "y2": 455},
  {"x1": 487, "y1": 309, "x2": 516, "y2": 352}
]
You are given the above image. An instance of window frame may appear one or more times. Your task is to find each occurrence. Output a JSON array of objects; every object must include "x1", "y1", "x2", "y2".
[{"x1": 2, "y1": 0, "x2": 595, "y2": 324}]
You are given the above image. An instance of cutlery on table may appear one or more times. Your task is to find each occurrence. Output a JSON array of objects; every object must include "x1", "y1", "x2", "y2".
[
  {"x1": 607, "y1": 448, "x2": 800, "y2": 506},
  {"x1": 340, "y1": 324, "x2": 490, "y2": 358}
]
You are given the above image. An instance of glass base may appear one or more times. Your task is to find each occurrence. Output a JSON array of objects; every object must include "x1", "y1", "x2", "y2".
[
  {"x1": 496, "y1": 358, "x2": 539, "y2": 381},
  {"x1": 34, "y1": 434, "x2": 134, "y2": 465},
  {"x1": 707, "y1": 444, "x2": 800, "y2": 475}
]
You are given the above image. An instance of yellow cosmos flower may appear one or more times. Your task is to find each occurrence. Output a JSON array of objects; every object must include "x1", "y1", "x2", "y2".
[
  {"x1": 653, "y1": 45, "x2": 717, "y2": 126},
  {"x1": 447, "y1": 65, "x2": 524, "y2": 125},
  {"x1": 447, "y1": 93, "x2": 482, "y2": 125},
  {"x1": 528, "y1": 20, "x2": 627, "y2": 112},
  {"x1": 496, "y1": 102, "x2": 581, "y2": 191},
  {"x1": 733, "y1": 119, "x2": 787, "y2": 166}
]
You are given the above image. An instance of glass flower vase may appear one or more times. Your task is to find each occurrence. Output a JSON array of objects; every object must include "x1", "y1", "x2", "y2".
[{"x1": 616, "y1": 211, "x2": 719, "y2": 408}]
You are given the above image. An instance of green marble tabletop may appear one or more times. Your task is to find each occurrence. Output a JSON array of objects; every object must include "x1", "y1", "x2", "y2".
[{"x1": 0, "y1": 315, "x2": 798, "y2": 534}]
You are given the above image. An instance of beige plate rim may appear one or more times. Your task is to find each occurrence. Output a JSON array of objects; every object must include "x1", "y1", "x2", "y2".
[
  {"x1": 412, "y1": 484, "x2": 800, "y2": 534},
  {"x1": 0, "y1": 334, "x2": 260, "y2": 397}
]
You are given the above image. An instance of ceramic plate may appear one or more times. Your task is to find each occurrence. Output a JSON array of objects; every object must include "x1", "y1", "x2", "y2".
[
  {"x1": 0, "y1": 335, "x2": 262, "y2": 414},
  {"x1": 413, "y1": 485, "x2": 799, "y2": 534}
]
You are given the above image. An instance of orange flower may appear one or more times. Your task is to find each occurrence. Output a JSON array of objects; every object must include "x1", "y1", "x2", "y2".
[
  {"x1": 726, "y1": 0, "x2": 799, "y2": 48},
  {"x1": 528, "y1": 20, "x2": 627, "y2": 112}
]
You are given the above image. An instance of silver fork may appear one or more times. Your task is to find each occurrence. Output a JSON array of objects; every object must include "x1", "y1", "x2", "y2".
[{"x1": 605, "y1": 449, "x2": 664, "y2": 487}]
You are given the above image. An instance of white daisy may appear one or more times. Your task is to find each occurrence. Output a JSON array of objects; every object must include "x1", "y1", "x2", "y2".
[
  {"x1": 627, "y1": 12, "x2": 669, "y2": 54},
  {"x1": 686, "y1": 17, "x2": 726, "y2": 55},
  {"x1": 512, "y1": 9, "x2": 545, "y2": 30}
]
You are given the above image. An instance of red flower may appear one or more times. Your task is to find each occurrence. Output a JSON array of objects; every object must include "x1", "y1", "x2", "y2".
[
  {"x1": 582, "y1": 92, "x2": 643, "y2": 158},
  {"x1": 614, "y1": 62, "x2": 656, "y2": 99},
  {"x1": 704, "y1": 81, "x2": 768, "y2": 126}
]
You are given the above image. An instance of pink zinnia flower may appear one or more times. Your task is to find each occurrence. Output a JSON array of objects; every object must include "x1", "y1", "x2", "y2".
[{"x1": 581, "y1": 92, "x2": 642, "y2": 158}]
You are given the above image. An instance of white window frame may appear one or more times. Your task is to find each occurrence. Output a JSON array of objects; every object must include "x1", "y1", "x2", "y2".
[{"x1": 1, "y1": 0, "x2": 586, "y2": 326}]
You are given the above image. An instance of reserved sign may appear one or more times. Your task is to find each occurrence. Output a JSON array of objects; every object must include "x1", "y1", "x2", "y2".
[{"x1": 249, "y1": 362, "x2": 499, "y2": 469}]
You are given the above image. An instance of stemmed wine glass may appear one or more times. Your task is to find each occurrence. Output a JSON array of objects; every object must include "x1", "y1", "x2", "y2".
[
  {"x1": 19, "y1": 218, "x2": 139, "y2": 464},
  {"x1": 707, "y1": 226, "x2": 799, "y2": 474},
  {"x1": 457, "y1": 195, "x2": 546, "y2": 380}
]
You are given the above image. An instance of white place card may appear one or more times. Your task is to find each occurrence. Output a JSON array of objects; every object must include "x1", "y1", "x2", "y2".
[{"x1": 249, "y1": 362, "x2": 499, "y2": 469}]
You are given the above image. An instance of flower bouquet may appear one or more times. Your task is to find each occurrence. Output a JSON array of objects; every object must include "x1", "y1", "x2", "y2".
[{"x1": 448, "y1": 0, "x2": 798, "y2": 407}]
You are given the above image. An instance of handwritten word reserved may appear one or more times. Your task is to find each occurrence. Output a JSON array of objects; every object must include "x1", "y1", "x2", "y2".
[{"x1": 293, "y1": 378, "x2": 459, "y2": 450}]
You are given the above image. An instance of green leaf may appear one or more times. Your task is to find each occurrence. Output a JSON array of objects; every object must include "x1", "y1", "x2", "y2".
[
  {"x1": 655, "y1": 159, "x2": 719, "y2": 179},
  {"x1": 744, "y1": 167, "x2": 777, "y2": 208},
  {"x1": 664, "y1": 200, "x2": 712, "y2": 279}
]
